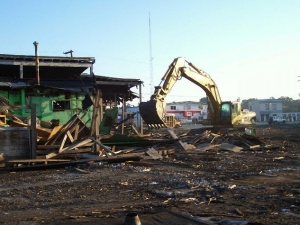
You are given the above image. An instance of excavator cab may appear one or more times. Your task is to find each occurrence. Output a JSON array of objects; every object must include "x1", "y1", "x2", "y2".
[
  {"x1": 220, "y1": 102, "x2": 236, "y2": 126},
  {"x1": 220, "y1": 102, "x2": 255, "y2": 126}
]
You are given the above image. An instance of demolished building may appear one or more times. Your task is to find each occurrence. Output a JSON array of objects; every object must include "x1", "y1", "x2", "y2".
[{"x1": 0, "y1": 52, "x2": 143, "y2": 161}]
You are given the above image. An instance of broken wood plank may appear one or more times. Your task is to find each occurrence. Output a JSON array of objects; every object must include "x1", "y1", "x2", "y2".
[
  {"x1": 131, "y1": 123, "x2": 142, "y2": 137},
  {"x1": 146, "y1": 148, "x2": 162, "y2": 160},
  {"x1": 45, "y1": 115, "x2": 79, "y2": 145},
  {"x1": 74, "y1": 167, "x2": 90, "y2": 174},
  {"x1": 0, "y1": 153, "x2": 4, "y2": 161},
  {"x1": 89, "y1": 137, "x2": 116, "y2": 156},
  {"x1": 233, "y1": 134, "x2": 255, "y2": 147},
  {"x1": 47, "y1": 125, "x2": 63, "y2": 141},
  {"x1": 249, "y1": 144, "x2": 262, "y2": 149},
  {"x1": 59, "y1": 138, "x2": 93, "y2": 153},
  {"x1": 200, "y1": 144, "x2": 219, "y2": 151},
  {"x1": 73, "y1": 124, "x2": 79, "y2": 141},
  {"x1": 10, "y1": 120, "x2": 52, "y2": 138},
  {"x1": 219, "y1": 143, "x2": 243, "y2": 152},
  {"x1": 45, "y1": 153, "x2": 57, "y2": 159},
  {"x1": 9, "y1": 155, "x2": 141, "y2": 171},
  {"x1": 6, "y1": 158, "x2": 71, "y2": 164},
  {"x1": 167, "y1": 128, "x2": 186, "y2": 151},
  {"x1": 58, "y1": 134, "x2": 68, "y2": 152},
  {"x1": 66, "y1": 130, "x2": 74, "y2": 143},
  {"x1": 37, "y1": 145, "x2": 62, "y2": 150},
  {"x1": 188, "y1": 133, "x2": 207, "y2": 145}
]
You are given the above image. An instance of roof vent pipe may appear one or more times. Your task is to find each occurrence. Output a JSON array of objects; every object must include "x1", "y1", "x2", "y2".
[{"x1": 33, "y1": 41, "x2": 40, "y2": 85}]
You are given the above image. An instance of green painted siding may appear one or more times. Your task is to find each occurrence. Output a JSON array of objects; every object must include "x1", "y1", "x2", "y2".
[{"x1": 0, "y1": 90, "x2": 93, "y2": 127}]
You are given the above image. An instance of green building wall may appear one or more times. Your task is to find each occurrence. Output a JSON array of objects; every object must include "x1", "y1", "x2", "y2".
[{"x1": 0, "y1": 90, "x2": 93, "y2": 127}]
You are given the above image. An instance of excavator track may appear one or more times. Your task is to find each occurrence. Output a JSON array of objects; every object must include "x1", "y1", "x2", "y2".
[{"x1": 139, "y1": 100, "x2": 167, "y2": 128}]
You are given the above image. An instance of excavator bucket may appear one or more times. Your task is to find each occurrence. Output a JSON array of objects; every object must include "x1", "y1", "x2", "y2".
[{"x1": 139, "y1": 100, "x2": 167, "y2": 128}]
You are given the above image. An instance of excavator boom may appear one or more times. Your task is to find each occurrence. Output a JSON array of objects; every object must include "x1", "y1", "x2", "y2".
[{"x1": 139, "y1": 57, "x2": 222, "y2": 128}]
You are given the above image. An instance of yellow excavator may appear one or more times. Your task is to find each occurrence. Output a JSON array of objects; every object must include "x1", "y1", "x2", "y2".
[{"x1": 139, "y1": 57, "x2": 256, "y2": 128}]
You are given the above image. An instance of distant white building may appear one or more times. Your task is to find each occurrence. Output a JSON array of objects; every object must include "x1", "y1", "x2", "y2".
[
  {"x1": 248, "y1": 99, "x2": 300, "y2": 122},
  {"x1": 166, "y1": 101, "x2": 207, "y2": 124},
  {"x1": 248, "y1": 99, "x2": 283, "y2": 122}
]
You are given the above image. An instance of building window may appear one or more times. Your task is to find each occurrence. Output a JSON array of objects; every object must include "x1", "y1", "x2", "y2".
[
  {"x1": 170, "y1": 105, "x2": 176, "y2": 110},
  {"x1": 198, "y1": 105, "x2": 203, "y2": 110},
  {"x1": 184, "y1": 105, "x2": 191, "y2": 110},
  {"x1": 53, "y1": 100, "x2": 71, "y2": 111},
  {"x1": 265, "y1": 104, "x2": 270, "y2": 110},
  {"x1": 272, "y1": 104, "x2": 277, "y2": 110}
]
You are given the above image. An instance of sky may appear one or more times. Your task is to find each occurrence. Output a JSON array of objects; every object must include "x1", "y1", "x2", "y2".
[{"x1": 1, "y1": 0, "x2": 300, "y2": 105}]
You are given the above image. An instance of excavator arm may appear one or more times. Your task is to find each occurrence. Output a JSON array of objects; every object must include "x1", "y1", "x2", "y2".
[{"x1": 139, "y1": 57, "x2": 223, "y2": 128}]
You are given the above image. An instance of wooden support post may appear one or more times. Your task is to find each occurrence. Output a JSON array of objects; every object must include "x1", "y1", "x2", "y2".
[
  {"x1": 95, "y1": 89, "x2": 101, "y2": 138},
  {"x1": 30, "y1": 104, "x2": 37, "y2": 159},
  {"x1": 90, "y1": 89, "x2": 101, "y2": 136},
  {"x1": 139, "y1": 83, "x2": 143, "y2": 135},
  {"x1": 121, "y1": 96, "x2": 125, "y2": 134},
  {"x1": 90, "y1": 89, "x2": 102, "y2": 153}
]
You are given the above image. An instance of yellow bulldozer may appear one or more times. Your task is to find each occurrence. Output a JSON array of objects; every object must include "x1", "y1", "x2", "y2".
[{"x1": 164, "y1": 114, "x2": 181, "y2": 128}]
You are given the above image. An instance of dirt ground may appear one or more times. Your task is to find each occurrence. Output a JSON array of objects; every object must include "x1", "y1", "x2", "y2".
[{"x1": 0, "y1": 124, "x2": 300, "y2": 225}]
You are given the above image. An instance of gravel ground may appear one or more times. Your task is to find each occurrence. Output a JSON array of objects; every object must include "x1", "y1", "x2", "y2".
[{"x1": 0, "y1": 124, "x2": 299, "y2": 224}]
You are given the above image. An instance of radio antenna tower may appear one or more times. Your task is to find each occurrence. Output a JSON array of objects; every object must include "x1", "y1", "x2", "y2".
[{"x1": 149, "y1": 13, "x2": 154, "y2": 95}]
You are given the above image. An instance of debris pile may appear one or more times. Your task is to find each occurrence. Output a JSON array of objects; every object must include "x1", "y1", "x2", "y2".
[{"x1": 2, "y1": 118, "x2": 281, "y2": 171}]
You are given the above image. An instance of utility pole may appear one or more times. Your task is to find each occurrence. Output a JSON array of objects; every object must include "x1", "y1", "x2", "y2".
[{"x1": 33, "y1": 41, "x2": 40, "y2": 85}]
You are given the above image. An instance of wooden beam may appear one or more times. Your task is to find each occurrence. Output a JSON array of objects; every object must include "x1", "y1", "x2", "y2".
[
  {"x1": 73, "y1": 124, "x2": 79, "y2": 141},
  {"x1": 9, "y1": 155, "x2": 141, "y2": 171},
  {"x1": 59, "y1": 138, "x2": 93, "y2": 153},
  {"x1": 131, "y1": 124, "x2": 141, "y2": 137},
  {"x1": 167, "y1": 128, "x2": 187, "y2": 151},
  {"x1": 66, "y1": 130, "x2": 74, "y2": 143},
  {"x1": 37, "y1": 145, "x2": 61, "y2": 149},
  {"x1": 89, "y1": 137, "x2": 116, "y2": 156},
  {"x1": 58, "y1": 134, "x2": 68, "y2": 153}
]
